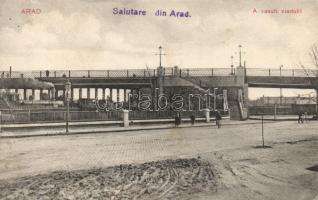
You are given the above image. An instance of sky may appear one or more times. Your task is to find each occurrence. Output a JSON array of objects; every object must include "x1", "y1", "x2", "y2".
[{"x1": 0, "y1": 0, "x2": 317, "y2": 99}]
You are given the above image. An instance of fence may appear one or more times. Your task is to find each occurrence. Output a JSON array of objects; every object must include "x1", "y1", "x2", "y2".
[
  {"x1": 0, "y1": 110, "x2": 122, "y2": 124},
  {"x1": 1, "y1": 69, "x2": 157, "y2": 79},
  {"x1": 2, "y1": 68, "x2": 234, "y2": 79},
  {"x1": 0, "y1": 109, "x2": 229, "y2": 124},
  {"x1": 129, "y1": 110, "x2": 206, "y2": 120},
  {"x1": 245, "y1": 68, "x2": 318, "y2": 77},
  {"x1": 248, "y1": 104, "x2": 317, "y2": 115}
]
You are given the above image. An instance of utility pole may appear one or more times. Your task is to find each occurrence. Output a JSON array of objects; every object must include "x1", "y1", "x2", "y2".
[
  {"x1": 279, "y1": 65, "x2": 283, "y2": 105},
  {"x1": 65, "y1": 80, "x2": 71, "y2": 133},
  {"x1": 155, "y1": 46, "x2": 166, "y2": 67},
  {"x1": 236, "y1": 45, "x2": 245, "y2": 68},
  {"x1": 214, "y1": 88, "x2": 218, "y2": 111},
  {"x1": 230, "y1": 56, "x2": 234, "y2": 75},
  {"x1": 261, "y1": 115, "x2": 265, "y2": 148},
  {"x1": 239, "y1": 45, "x2": 242, "y2": 67},
  {"x1": 155, "y1": 46, "x2": 166, "y2": 96}
]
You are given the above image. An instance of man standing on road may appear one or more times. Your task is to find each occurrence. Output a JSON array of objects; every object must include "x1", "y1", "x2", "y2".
[
  {"x1": 297, "y1": 110, "x2": 304, "y2": 124},
  {"x1": 215, "y1": 110, "x2": 222, "y2": 128},
  {"x1": 190, "y1": 114, "x2": 195, "y2": 125},
  {"x1": 175, "y1": 113, "x2": 181, "y2": 127}
]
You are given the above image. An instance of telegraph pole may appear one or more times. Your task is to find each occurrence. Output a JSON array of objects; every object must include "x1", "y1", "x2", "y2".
[
  {"x1": 239, "y1": 45, "x2": 242, "y2": 67},
  {"x1": 155, "y1": 46, "x2": 166, "y2": 67},
  {"x1": 279, "y1": 65, "x2": 283, "y2": 104},
  {"x1": 236, "y1": 45, "x2": 245, "y2": 68},
  {"x1": 65, "y1": 80, "x2": 71, "y2": 133},
  {"x1": 231, "y1": 56, "x2": 234, "y2": 75}
]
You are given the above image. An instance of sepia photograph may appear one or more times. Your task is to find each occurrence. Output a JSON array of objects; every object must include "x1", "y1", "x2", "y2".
[{"x1": 0, "y1": 0, "x2": 318, "y2": 199}]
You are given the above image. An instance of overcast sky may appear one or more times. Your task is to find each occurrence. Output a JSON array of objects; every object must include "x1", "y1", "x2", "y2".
[{"x1": 0, "y1": 0, "x2": 317, "y2": 98}]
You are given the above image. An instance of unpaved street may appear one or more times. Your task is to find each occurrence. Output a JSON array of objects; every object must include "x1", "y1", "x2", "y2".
[{"x1": 0, "y1": 121, "x2": 318, "y2": 199}]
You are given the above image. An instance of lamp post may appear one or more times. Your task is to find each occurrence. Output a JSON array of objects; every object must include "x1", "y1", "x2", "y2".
[
  {"x1": 230, "y1": 56, "x2": 234, "y2": 75},
  {"x1": 65, "y1": 80, "x2": 71, "y2": 133},
  {"x1": 279, "y1": 65, "x2": 283, "y2": 104},
  {"x1": 238, "y1": 45, "x2": 242, "y2": 67}
]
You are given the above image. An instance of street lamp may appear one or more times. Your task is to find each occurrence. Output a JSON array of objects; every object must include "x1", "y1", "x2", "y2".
[
  {"x1": 230, "y1": 56, "x2": 234, "y2": 75},
  {"x1": 279, "y1": 65, "x2": 283, "y2": 104},
  {"x1": 238, "y1": 45, "x2": 242, "y2": 67},
  {"x1": 65, "y1": 80, "x2": 71, "y2": 133}
]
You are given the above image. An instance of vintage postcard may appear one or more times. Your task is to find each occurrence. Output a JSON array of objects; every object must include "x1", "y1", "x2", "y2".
[{"x1": 0, "y1": 0, "x2": 317, "y2": 199}]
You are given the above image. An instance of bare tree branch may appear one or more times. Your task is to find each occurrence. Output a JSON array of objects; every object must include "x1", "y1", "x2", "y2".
[{"x1": 309, "y1": 43, "x2": 318, "y2": 69}]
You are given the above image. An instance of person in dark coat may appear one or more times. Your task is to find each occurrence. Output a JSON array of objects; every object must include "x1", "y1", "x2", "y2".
[
  {"x1": 190, "y1": 114, "x2": 195, "y2": 125},
  {"x1": 175, "y1": 113, "x2": 181, "y2": 127},
  {"x1": 215, "y1": 110, "x2": 222, "y2": 128},
  {"x1": 298, "y1": 110, "x2": 304, "y2": 124}
]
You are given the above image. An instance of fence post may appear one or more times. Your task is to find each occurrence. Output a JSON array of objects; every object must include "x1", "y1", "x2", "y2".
[
  {"x1": 127, "y1": 70, "x2": 129, "y2": 77},
  {"x1": 204, "y1": 109, "x2": 210, "y2": 122},
  {"x1": 274, "y1": 104, "x2": 277, "y2": 120},
  {"x1": 28, "y1": 110, "x2": 31, "y2": 122},
  {"x1": 211, "y1": 69, "x2": 214, "y2": 76},
  {"x1": 122, "y1": 110, "x2": 129, "y2": 127},
  {"x1": 269, "y1": 69, "x2": 271, "y2": 76},
  {"x1": 107, "y1": 70, "x2": 110, "y2": 77},
  {"x1": 261, "y1": 115, "x2": 265, "y2": 148}
]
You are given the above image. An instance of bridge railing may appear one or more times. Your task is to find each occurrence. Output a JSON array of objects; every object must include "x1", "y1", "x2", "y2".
[
  {"x1": 246, "y1": 68, "x2": 318, "y2": 77},
  {"x1": 180, "y1": 68, "x2": 233, "y2": 77},
  {"x1": 2, "y1": 68, "x2": 317, "y2": 79},
  {"x1": 1, "y1": 69, "x2": 157, "y2": 79}
]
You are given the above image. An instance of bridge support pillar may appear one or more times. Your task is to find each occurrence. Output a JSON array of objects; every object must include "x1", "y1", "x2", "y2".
[
  {"x1": 71, "y1": 87, "x2": 74, "y2": 102},
  {"x1": 110, "y1": 88, "x2": 113, "y2": 101},
  {"x1": 102, "y1": 88, "x2": 106, "y2": 100},
  {"x1": 124, "y1": 89, "x2": 127, "y2": 102},
  {"x1": 62, "y1": 89, "x2": 65, "y2": 100},
  {"x1": 117, "y1": 89, "x2": 120, "y2": 102},
  {"x1": 54, "y1": 89, "x2": 58, "y2": 100},
  {"x1": 95, "y1": 88, "x2": 98, "y2": 99},
  {"x1": 32, "y1": 89, "x2": 35, "y2": 100},
  {"x1": 23, "y1": 89, "x2": 27, "y2": 100},
  {"x1": 47, "y1": 89, "x2": 52, "y2": 100},
  {"x1": 87, "y1": 88, "x2": 90, "y2": 100},
  {"x1": 204, "y1": 109, "x2": 210, "y2": 123},
  {"x1": 79, "y1": 88, "x2": 82, "y2": 100},
  {"x1": 40, "y1": 89, "x2": 43, "y2": 100},
  {"x1": 122, "y1": 109, "x2": 129, "y2": 127}
]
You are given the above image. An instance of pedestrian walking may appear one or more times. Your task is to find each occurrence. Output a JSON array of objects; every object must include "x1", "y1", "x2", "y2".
[
  {"x1": 215, "y1": 110, "x2": 222, "y2": 128},
  {"x1": 297, "y1": 110, "x2": 304, "y2": 124},
  {"x1": 175, "y1": 113, "x2": 181, "y2": 127}
]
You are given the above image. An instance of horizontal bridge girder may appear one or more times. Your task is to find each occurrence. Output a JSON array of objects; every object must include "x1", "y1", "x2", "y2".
[{"x1": 247, "y1": 82, "x2": 313, "y2": 89}]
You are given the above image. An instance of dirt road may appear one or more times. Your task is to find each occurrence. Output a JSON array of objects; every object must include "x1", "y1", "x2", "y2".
[{"x1": 0, "y1": 121, "x2": 317, "y2": 199}]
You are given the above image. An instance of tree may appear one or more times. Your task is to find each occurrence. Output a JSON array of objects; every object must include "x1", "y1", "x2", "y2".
[
  {"x1": 300, "y1": 43, "x2": 318, "y2": 115},
  {"x1": 309, "y1": 43, "x2": 318, "y2": 69}
]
